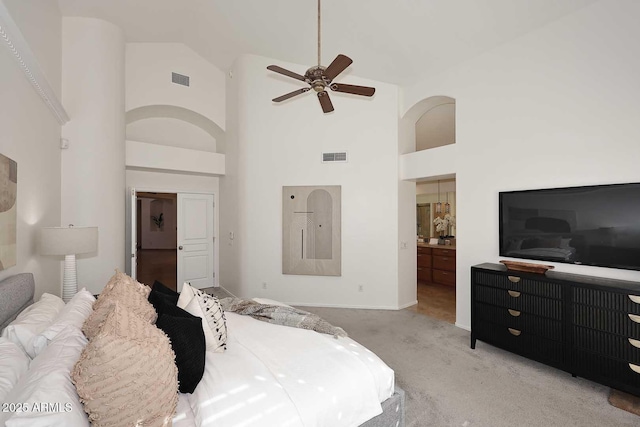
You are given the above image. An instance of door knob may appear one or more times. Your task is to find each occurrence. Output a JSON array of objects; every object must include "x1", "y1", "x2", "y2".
[{"x1": 179, "y1": 246, "x2": 183, "y2": 250}]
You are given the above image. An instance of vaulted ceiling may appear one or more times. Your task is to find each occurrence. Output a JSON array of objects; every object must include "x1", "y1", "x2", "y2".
[{"x1": 57, "y1": 0, "x2": 598, "y2": 85}]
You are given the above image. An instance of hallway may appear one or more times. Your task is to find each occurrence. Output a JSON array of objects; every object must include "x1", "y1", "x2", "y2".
[{"x1": 136, "y1": 249, "x2": 177, "y2": 291}]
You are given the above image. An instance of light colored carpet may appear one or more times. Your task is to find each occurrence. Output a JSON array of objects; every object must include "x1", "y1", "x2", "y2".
[{"x1": 300, "y1": 306, "x2": 639, "y2": 427}]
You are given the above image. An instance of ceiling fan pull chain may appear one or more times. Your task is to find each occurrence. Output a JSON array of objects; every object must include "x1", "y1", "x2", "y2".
[{"x1": 317, "y1": 0, "x2": 321, "y2": 66}]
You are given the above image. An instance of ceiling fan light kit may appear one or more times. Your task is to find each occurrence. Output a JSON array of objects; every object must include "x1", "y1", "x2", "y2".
[{"x1": 267, "y1": 0, "x2": 376, "y2": 113}]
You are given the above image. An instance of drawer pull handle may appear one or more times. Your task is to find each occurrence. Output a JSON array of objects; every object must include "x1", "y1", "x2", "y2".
[
  {"x1": 629, "y1": 314, "x2": 640, "y2": 324},
  {"x1": 508, "y1": 290, "x2": 521, "y2": 298},
  {"x1": 508, "y1": 309, "x2": 521, "y2": 317},
  {"x1": 629, "y1": 363, "x2": 640, "y2": 375},
  {"x1": 630, "y1": 295, "x2": 640, "y2": 304},
  {"x1": 508, "y1": 328, "x2": 521, "y2": 336},
  {"x1": 508, "y1": 276, "x2": 521, "y2": 283},
  {"x1": 629, "y1": 338, "x2": 640, "y2": 349}
]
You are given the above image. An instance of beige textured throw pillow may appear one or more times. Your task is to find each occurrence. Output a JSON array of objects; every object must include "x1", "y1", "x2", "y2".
[
  {"x1": 83, "y1": 270, "x2": 156, "y2": 339},
  {"x1": 72, "y1": 303, "x2": 178, "y2": 427},
  {"x1": 177, "y1": 283, "x2": 227, "y2": 352}
]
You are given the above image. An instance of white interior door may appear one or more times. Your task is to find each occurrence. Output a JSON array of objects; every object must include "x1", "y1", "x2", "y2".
[
  {"x1": 177, "y1": 193, "x2": 214, "y2": 291},
  {"x1": 126, "y1": 187, "x2": 137, "y2": 279}
]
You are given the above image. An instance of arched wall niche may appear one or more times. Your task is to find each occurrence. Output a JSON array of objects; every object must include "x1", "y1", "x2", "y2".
[
  {"x1": 405, "y1": 95, "x2": 456, "y2": 152},
  {"x1": 126, "y1": 105, "x2": 226, "y2": 153}
]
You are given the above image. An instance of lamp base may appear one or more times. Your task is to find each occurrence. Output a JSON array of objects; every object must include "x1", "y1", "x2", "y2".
[{"x1": 62, "y1": 254, "x2": 77, "y2": 303}]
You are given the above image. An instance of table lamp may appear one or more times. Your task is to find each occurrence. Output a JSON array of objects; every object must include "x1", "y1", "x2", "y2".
[{"x1": 40, "y1": 225, "x2": 98, "y2": 302}]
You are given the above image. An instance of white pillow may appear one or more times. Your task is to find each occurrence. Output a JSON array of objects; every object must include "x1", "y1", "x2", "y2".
[
  {"x1": 0, "y1": 338, "x2": 30, "y2": 402},
  {"x1": 177, "y1": 283, "x2": 227, "y2": 352},
  {"x1": 1, "y1": 293, "x2": 65, "y2": 358},
  {"x1": 31, "y1": 289, "x2": 95, "y2": 357},
  {"x1": 0, "y1": 326, "x2": 90, "y2": 427}
]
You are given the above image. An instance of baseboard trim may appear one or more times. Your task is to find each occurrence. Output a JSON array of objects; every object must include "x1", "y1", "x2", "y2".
[
  {"x1": 287, "y1": 302, "x2": 403, "y2": 310},
  {"x1": 397, "y1": 300, "x2": 418, "y2": 310},
  {"x1": 455, "y1": 322, "x2": 471, "y2": 331},
  {"x1": 219, "y1": 285, "x2": 237, "y2": 298}
]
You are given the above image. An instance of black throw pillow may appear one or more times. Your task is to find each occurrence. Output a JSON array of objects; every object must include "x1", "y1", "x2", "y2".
[
  {"x1": 149, "y1": 281, "x2": 180, "y2": 316},
  {"x1": 153, "y1": 280, "x2": 179, "y2": 302},
  {"x1": 156, "y1": 308, "x2": 206, "y2": 394}
]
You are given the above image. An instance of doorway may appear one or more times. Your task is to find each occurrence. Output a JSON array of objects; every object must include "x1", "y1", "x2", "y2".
[
  {"x1": 136, "y1": 192, "x2": 178, "y2": 290},
  {"x1": 412, "y1": 179, "x2": 457, "y2": 324},
  {"x1": 127, "y1": 189, "x2": 217, "y2": 292}
]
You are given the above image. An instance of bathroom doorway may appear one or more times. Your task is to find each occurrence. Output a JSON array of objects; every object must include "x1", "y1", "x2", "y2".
[{"x1": 413, "y1": 179, "x2": 457, "y2": 324}]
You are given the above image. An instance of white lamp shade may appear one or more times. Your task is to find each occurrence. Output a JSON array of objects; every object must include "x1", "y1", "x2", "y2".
[{"x1": 40, "y1": 226, "x2": 98, "y2": 256}]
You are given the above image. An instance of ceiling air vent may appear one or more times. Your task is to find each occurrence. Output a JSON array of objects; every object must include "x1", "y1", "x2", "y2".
[
  {"x1": 322, "y1": 152, "x2": 348, "y2": 163},
  {"x1": 172, "y1": 72, "x2": 190, "y2": 87}
]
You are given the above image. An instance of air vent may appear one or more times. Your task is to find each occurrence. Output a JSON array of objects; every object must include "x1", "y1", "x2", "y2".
[
  {"x1": 322, "y1": 152, "x2": 348, "y2": 163},
  {"x1": 172, "y1": 72, "x2": 190, "y2": 87}
]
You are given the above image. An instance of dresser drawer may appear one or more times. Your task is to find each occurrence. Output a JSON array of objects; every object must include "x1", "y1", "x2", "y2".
[
  {"x1": 432, "y1": 248, "x2": 455, "y2": 257},
  {"x1": 571, "y1": 349, "x2": 640, "y2": 391},
  {"x1": 417, "y1": 253, "x2": 432, "y2": 268},
  {"x1": 573, "y1": 326, "x2": 640, "y2": 364},
  {"x1": 433, "y1": 255, "x2": 455, "y2": 271},
  {"x1": 573, "y1": 305, "x2": 640, "y2": 339},
  {"x1": 433, "y1": 269, "x2": 455, "y2": 286},
  {"x1": 475, "y1": 285, "x2": 562, "y2": 320},
  {"x1": 474, "y1": 320, "x2": 563, "y2": 365},
  {"x1": 573, "y1": 287, "x2": 640, "y2": 314},
  {"x1": 472, "y1": 270, "x2": 561, "y2": 299},
  {"x1": 475, "y1": 302, "x2": 562, "y2": 341}
]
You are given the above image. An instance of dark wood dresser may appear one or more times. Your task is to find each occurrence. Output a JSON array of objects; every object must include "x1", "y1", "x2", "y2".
[{"x1": 471, "y1": 263, "x2": 640, "y2": 397}]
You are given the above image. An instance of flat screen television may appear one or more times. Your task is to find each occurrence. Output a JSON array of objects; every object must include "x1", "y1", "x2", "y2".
[{"x1": 499, "y1": 182, "x2": 640, "y2": 271}]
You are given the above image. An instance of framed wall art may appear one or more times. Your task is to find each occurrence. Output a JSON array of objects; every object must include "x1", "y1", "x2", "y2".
[
  {"x1": 0, "y1": 153, "x2": 17, "y2": 271},
  {"x1": 282, "y1": 185, "x2": 341, "y2": 276}
]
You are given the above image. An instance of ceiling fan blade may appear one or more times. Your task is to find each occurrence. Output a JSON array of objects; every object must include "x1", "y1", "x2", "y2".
[
  {"x1": 267, "y1": 65, "x2": 307, "y2": 82},
  {"x1": 317, "y1": 91, "x2": 334, "y2": 113},
  {"x1": 330, "y1": 83, "x2": 375, "y2": 97},
  {"x1": 272, "y1": 88, "x2": 311, "y2": 102},
  {"x1": 323, "y1": 54, "x2": 353, "y2": 81}
]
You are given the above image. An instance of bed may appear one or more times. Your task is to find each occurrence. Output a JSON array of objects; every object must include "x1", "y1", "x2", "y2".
[{"x1": 0, "y1": 273, "x2": 405, "y2": 427}]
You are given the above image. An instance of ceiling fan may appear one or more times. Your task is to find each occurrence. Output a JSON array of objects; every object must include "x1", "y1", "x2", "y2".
[{"x1": 267, "y1": 0, "x2": 375, "y2": 113}]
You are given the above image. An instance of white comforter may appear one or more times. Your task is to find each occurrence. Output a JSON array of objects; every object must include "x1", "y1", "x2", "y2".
[{"x1": 186, "y1": 309, "x2": 395, "y2": 427}]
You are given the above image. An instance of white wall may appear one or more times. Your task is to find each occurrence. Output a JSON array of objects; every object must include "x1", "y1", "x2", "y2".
[
  {"x1": 127, "y1": 118, "x2": 217, "y2": 152},
  {"x1": 219, "y1": 59, "x2": 241, "y2": 295},
  {"x1": 415, "y1": 101, "x2": 455, "y2": 151},
  {"x1": 0, "y1": 1, "x2": 62, "y2": 298},
  {"x1": 397, "y1": 116, "x2": 417, "y2": 308},
  {"x1": 3, "y1": 0, "x2": 62, "y2": 99},
  {"x1": 125, "y1": 140, "x2": 225, "y2": 176},
  {"x1": 61, "y1": 17, "x2": 125, "y2": 295},
  {"x1": 222, "y1": 54, "x2": 400, "y2": 308},
  {"x1": 401, "y1": 144, "x2": 457, "y2": 181},
  {"x1": 126, "y1": 43, "x2": 226, "y2": 131},
  {"x1": 402, "y1": 0, "x2": 640, "y2": 330},
  {"x1": 126, "y1": 171, "x2": 219, "y2": 195}
]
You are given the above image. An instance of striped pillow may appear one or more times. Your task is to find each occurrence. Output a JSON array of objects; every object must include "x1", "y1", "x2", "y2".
[{"x1": 177, "y1": 283, "x2": 227, "y2": 353}]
